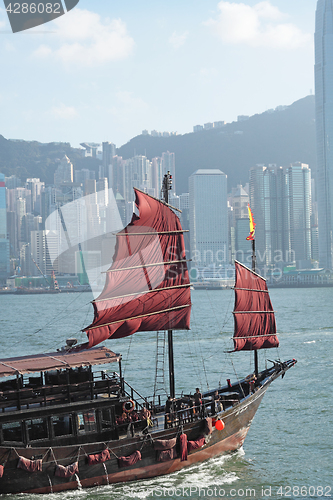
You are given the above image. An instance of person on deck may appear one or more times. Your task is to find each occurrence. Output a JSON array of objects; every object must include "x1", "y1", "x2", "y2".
[
  {"x1": 193, "y1": 387, "x2": 202, "y2": 412},
  {"x1": 214, "y1": 390, "x2": 223, "y2": 412},
  {"x1": 140, "y1": 406, "x2": 151, "y2": 421},
  {"x1": 165, "y1": 396, "x2": 174, "y2": 415}
]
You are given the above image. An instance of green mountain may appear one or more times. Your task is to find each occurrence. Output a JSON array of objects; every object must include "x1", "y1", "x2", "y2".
[
  {"x1": 117, "y1": 95, "x2": 316, "y2": 193},
  {"x1": 0, "y1": 137, "x2": 101, "y2": 185},
  {"x1": 0, "y1": 95, "x2": 315, "y2": 192}
]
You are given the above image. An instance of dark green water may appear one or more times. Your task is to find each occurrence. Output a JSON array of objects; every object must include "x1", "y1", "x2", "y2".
[{"x1": 0, "y1": 287, "x2": 332, "y2": 499}]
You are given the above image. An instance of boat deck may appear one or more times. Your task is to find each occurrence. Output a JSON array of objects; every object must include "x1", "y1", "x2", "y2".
[{"x1": 0, "y1": 372, "x2": 121, "y2": 413}]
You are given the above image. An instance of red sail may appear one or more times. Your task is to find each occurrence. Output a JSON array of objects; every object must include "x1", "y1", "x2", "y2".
[
  {"x1": 232, "y1": 261, "x2": 279, "y2": 351},
  {"x1": 85, "y1": 189, "x2": 191, "y2": 348}
]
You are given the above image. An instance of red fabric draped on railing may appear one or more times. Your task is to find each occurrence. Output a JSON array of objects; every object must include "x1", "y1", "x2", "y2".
[
  {"x1": 88, "y1": 449, "x2": 110, "y2": 465},
  {"x1": 55, "y1": 462, "x2": 79, "y2": 478},
  {"x1": 17, "y1": 456, "x2": 42, "y2": 473},
  {"x1": 187, "y1": 436, "x2": 206, "y2": 452},
  {"x1": 118, "y1": 450, "x2": 141, "y2": 468},
  {"x1": 85, "y1": 189, "x2": 191, "y2": 348},
  {"x1": 233, "y1": 261, "x2": 279, "y2": 351}
]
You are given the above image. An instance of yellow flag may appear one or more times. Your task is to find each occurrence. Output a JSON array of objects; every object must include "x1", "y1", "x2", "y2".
[{"x1": 246, "y1": 204, "x2": 256, "y2": 240}]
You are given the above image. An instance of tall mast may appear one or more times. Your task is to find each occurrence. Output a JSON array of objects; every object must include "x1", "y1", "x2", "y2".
[
  {"x1": 162, "y1": 171, "x2": 175, "y2": 399},
  {"x1": 252, "y1": 238, "x2": 259, "y2": 377},
  {"x1": 246, "y1": 204, "x2": 258, "y2": 377},
  {"x1": 246, "y1": 204, "x2": 259, "y2": 377}
]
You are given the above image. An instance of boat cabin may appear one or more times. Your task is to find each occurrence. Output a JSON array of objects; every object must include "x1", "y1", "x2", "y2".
[{"x1": 0, "y1": 347, "x2": 132, "y2": 448}]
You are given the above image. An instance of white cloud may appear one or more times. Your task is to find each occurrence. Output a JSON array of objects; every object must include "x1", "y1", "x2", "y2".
[
  {"x1": 206, "y1": 1, "x2": 311, "y2": 49},
  {"x1": 33, "y1": 44, "x2": 52, "y2": 57},
  {"x1": 0, "y1": 8, "x2": 7, "y2": 30},
  {"x1": 108, "y1": 91, "x2": 150, "y2": 123},
  {"x1": 32, "y1": 9, "x2": 134, "y2": 66},
  {"x1": 169, "y1": 31, "x2": 189, "y2": 49},
  {"x1": 51, "y1": 103, "x2": 78, "y2": 120},
  {"x1": 4, "y1": 41, "x2": 15, "y2": 52}
]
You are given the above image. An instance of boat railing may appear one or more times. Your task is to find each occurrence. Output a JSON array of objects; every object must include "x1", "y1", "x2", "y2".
[
  {"x1": 0, "y1": 371, "x2": 122, "y2": 412},
  {"x1": 162, "y1": 392, "x2": 242, "y2": 429},
  {"x1": 113, "y1": 373, "x2": 148, "y2": 410},
  {"x1": 163, "y1": 399, "x2": 213, "y2": 429}
]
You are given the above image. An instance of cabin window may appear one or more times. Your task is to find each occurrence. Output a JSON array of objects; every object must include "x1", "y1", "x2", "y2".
[
  {"x1": 77, "y1": 410, "x2": 97, "y2": 434},
  {"x1": 26, "y1": 418, "x2": 48, "y2": 441},
  {"x1": 101, "y1": 408, "x2": 113, "y2": 429},
  {"x1": 2, "y1": 421, "x2": 23, "y2": 443},
  {"x1": 52, "y1": 414, "x2": 73, "y2": 437}
]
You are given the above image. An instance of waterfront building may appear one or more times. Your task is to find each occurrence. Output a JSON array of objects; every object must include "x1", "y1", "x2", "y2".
[
  {"x1": 315, "y1": 0, "x2": 333, "y2": 268},
  {"x1": 162, "y1": 152, "x2": 176, "y2": 194},
  {"x1": 102, "y1": 142, "x2": 116, "y2": 174},
  {"x1": 285, "y1": 162, "x2": 312, "y2": 265},
  {"x1": 151, "y1": 157, "x2": 163, "y2": 199},
  {"x1": 249, "y1": 163, "x2": 313, "y2": 270},
  {"x1": 189, "y1": 169, "x2": 228, "y2": 268},
  {"x1": 108, "y1": 156, "x2": 125, "y2": 199},
  {"x1": 0, "y1": 173, "x2": 10, "y2": 281}
]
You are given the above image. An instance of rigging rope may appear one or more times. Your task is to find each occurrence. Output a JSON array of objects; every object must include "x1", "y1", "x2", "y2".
[{"x1": 190, "y1": 305, "x2": 209, "y2": 391}]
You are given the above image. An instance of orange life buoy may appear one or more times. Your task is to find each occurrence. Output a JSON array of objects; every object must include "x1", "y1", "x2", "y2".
[
  {"x1": 245, "y1": 373, "x2": 256, "y2": 383},
  {"x1": 123, "y1": 400, "x2": 135, "y2": 413}
]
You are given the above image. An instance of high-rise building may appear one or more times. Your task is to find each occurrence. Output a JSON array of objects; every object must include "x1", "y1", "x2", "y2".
[
  {"x1": 102, "y1": 142, "x2": 116, "y2": 176},
  {"x1": 315, "y1": 0, "x2": 333, "y2": 269},
  {"x1": 151, "y1": 157, "x2": 163, "y2": 198},
  {"x1": 162, "y1": 152, "x2": 176, "y2": 193},
  {"x1": 189, "y1": 169, "x2": 228, "y2": 267},
  {"x1": 0, "y1": 173, "x2": 10, "y2": 281},
  {"x1": 96, "y1": 178, "x2": 108, "y2": 207},
  {"x1": 109, "y1": 156, "x2": 125, "y2": 199},
  {"x1": 25, "y1": 178, "x2": 44, "y2": 214},
  {"x1": 250, "y1": 163, "x2": 312, "y2": 270},
  {"x1": 285, "y1": 162, "x2": 312, "y2": 266}
]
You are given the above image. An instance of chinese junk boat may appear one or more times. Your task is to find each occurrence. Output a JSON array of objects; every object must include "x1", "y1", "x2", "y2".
[{"x1": 0, "y1": 176, "x2": 296, "y2": 494}]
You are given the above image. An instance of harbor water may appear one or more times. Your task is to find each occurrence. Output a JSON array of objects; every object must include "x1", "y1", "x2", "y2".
[{"x1": 0, "y1": 287, "x2": 332, "y2": 499}]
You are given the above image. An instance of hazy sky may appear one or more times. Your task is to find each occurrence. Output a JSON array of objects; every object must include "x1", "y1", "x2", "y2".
[{"x1": 0, "y1": 0, "x2": 317, "y2": 148}]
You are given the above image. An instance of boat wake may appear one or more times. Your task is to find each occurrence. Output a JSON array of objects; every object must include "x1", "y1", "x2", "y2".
[{"x1": 65, "y1": 451, "x2": 243, "y2": 500}]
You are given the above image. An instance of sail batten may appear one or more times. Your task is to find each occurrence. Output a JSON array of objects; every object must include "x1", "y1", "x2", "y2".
[
  {"x1": 102, "y1": 259, "x2": 189, "y2": 273},
  {"x1": 84, "y1": 189, "x2": 191, "y2": 347},
  {"x1": 232, "y1": 261, "x2": 279, "y2": 352},
  {"x1": 93, "y1": 284, "x2": 191, "y2": 303},
  {"x1": 86, "y1": 304, "x2": 191, "y2": 331},
  {"x1": 232, "y1": 333, "x2": 279, "y2": 339},
  {"x1": 233, "y1": 310, "x2": 276, "y2": 314},
  {"x1": 117, "y1": 230, "x2": 188, "y2": 236}
]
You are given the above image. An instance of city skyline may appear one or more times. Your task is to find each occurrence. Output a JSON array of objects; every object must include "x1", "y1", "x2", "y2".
[
  {"x1": 2, "y1": 148, "x2": 321, "y2": 284},
  {"x1": 0, "y1": 0, "x2": 317, "y2": 147},
  {"x1": 315, "y1": 0, "x2": 333, "y2": 269}
]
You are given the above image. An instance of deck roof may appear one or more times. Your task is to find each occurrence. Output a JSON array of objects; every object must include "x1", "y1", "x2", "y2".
[{"x1": 0, "y1": 346, "x2": 121, "y2": 378}]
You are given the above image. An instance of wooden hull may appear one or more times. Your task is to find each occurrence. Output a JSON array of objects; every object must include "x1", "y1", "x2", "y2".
[{"x1": 0, "y1": 381, "x2": 269, "y2": 494}]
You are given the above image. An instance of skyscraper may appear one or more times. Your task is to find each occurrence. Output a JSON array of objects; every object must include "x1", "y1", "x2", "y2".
[
  {"x1": 189, "y1": 169, "x2": 228, "y2": 268},
  {"x1": 249, "y1": 163, "x2": 312, "y2": 270},
  {"x1": 315, "y1": 0, "x2": 333, "y2": 269},
  {"x1": 162, "y1": 152, "x2": 176, "y2": 194},
  {"x1": 0, "y1": 173, "x2": 10, "y2": 281}
]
